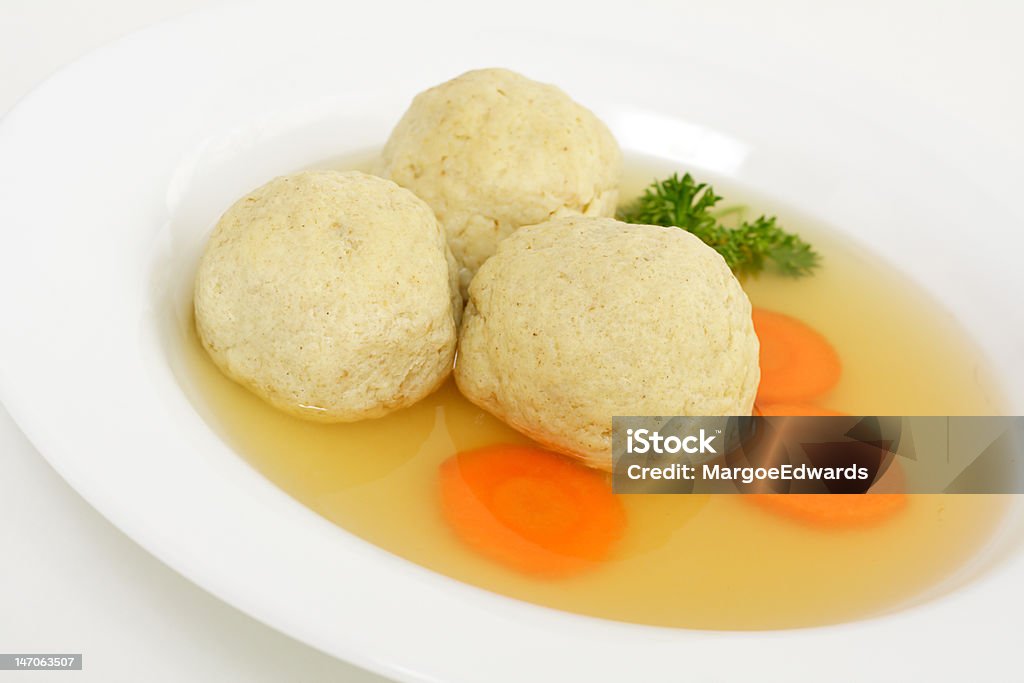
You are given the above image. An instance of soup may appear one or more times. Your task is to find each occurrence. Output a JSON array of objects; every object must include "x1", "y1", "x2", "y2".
[{"x1": 174, "y1": 154, "x2": 1008, "y2": 630}]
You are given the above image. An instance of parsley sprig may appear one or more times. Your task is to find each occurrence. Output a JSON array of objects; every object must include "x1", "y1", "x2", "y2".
[{"x1": 616, "y1": 173, "x2": 819, "y2": 277}]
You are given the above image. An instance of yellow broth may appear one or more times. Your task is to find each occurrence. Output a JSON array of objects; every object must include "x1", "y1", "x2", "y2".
[{"x1": 174, "y1": 154, "x2": 1009, "y2": 630}]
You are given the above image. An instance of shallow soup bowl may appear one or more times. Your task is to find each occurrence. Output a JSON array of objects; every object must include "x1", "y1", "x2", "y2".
[{"x1": 0, "y1": 2, "x2": 1022, "y2": 681}]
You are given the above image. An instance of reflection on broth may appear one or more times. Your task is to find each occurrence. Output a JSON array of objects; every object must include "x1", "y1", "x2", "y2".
[{"x1": 175, "y1": 154, "x2": 1008, "y2": 630}]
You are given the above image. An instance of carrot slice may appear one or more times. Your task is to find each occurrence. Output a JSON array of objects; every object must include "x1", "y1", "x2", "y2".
[
  {"x1": 752, "y1": 308, "x2": 841, "y2": 403},
  {"x1": 439, "y1": 444, "x2": 625, "y2": 576},
  {"x1": 747, "y1": 492, "x2": 906, "y2": 528},
  {"x1": 745, "y1": 400, "x2": 906, "y2": 526},
  {"x1": 756, "y1": 402, "x2": 845, "y2": 416}
]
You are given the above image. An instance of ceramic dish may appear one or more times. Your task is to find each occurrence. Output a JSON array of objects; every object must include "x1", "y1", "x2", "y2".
[{"x1": 1, "y1": 1, "x2": 1022, "y2": 680}]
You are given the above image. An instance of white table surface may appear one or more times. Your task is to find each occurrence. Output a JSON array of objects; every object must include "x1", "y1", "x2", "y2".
[{"x1": 1, "y1": 1, "x2": 1022, "y2": 681}]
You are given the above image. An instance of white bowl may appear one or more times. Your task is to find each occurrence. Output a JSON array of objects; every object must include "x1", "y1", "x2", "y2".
[{"x1": 1, "y1": 2, "x2": 1022, "y2": 680}]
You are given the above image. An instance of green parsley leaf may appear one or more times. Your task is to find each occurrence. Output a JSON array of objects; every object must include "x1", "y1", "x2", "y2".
[{"x1": 616, "y1": 173, "x2": 820, "y2": 277}]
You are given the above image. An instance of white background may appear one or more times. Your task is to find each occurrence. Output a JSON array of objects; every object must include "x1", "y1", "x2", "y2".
[{"x1": 1, "y1": 1, "x2": 1022, "y2": 681}]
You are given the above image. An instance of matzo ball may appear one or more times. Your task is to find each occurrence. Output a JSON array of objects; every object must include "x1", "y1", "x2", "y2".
[
  {"x1": 376, "y1": 68, "x2": 621, "y2": 291},
  {"x1": 454, "y1": 215, "x2": 759, "y2": 470},
  {"x1": 194, "y1": 170, "x2": 460, "y2": 422}
]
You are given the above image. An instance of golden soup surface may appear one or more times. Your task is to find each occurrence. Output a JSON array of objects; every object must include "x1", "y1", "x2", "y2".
[{"x1": 174, "y1": 154, "x2": 1009, "y2": 630}]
